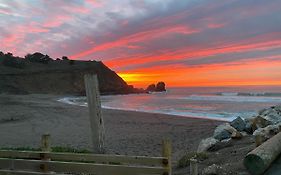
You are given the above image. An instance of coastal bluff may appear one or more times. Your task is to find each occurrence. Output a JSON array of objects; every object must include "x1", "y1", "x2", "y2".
[{"x1": 0, "y1": 52, "x2": 141, "y2": 95}]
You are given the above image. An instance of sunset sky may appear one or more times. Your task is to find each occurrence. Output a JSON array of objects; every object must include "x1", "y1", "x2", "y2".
[{"x1": 1, "y1": 0, "x2": 281, "y2": 87}]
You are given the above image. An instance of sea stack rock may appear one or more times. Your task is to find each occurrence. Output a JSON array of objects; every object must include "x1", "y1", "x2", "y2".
[
  {"x1": 146, "y1": 84, "x2": 156, "y2": 92},
  {"x1": 155, "y1": 82, "x2": 166, "y2": 92},
  {"x1": 145, "y1": 82, "x2": 166, "y2": 92}
]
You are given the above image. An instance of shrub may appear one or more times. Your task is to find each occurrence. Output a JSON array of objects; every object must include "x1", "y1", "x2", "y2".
[
  {"x1": 62, "y1": 56, "x2": 69, "y2": 60},
  {"x1": 25, "y1": 52, "x2": 52, "y2": 64},
  {"x1": 177, "y1": 152, "x2": 209, "y2": 168},
  {"x1": 2, "y1": 56, "x2": 25, "y2": 69}
]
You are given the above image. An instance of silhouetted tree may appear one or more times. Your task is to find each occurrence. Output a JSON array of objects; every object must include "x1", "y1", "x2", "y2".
[
  {"x1": 24, "y1": 53, "x2": 32, "y2": 59},
  {"x1": 25, "y1": 52, "x2": 52, "y2": 64},
  {"x1": 6, "y1": 52, "x2": 13, "y2": 57},
  {"x1": 62, "y1": 56, "x2": 69, "y2": 60},
  {"x1": 2, "y1": 54, "x2": 25, "y2": 69}
]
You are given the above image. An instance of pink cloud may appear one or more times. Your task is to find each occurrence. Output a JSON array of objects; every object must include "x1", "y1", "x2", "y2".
[
  {"x1": 71, "y1": 25, "x2": 200, "y2": 59},
  {"x1": 85, "y1": 0, "x2": 103, "y2": 8},
  {"x1": 42, "y1": 15, "x2": 72, "y2": 28},
  {"x1": 207, "y1": 23, "x2": 226, "y2": 29}
]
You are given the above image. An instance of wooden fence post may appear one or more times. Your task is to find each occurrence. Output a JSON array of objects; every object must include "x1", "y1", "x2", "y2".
[
  {"x1": 40, "y1": 134, "x2": 51, "y2": 173},
  {"x1": 162, "y1": 139, "x2": 172, "y2": 175},
  {"x1": 190, "y1": 158, "x2": 198, "y2": 175},
  {"x1": 41, "y1": 134, "x2": 51, "y2": 152},
  {"x1": 84, "y1": 74, "x2": 105, "y2": 154}
]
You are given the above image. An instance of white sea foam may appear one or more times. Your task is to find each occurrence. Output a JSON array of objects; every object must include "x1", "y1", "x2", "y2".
[
  {"x1": 57, "y1": 87, "x2": 281, "y2": 122},
  {"x1": 185, "y1": 95, "x2": 281, "y2": 103},
  {"x1": 58, "y1": 97, "x2": 244, "y2": 121}
]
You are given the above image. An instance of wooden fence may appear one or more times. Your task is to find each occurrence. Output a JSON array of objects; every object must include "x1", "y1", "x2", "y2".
[{"x1": 0, "y1": 135, "x2": 172, "y2": 175}]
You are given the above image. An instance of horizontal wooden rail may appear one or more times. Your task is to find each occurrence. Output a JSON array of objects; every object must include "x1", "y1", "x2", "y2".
[
  {"x1": 0, "y1": 150, "x2": 167, "y2": 166},
  {"x1": 0, "y1": 169, "x2": 58, "y2": 175},
  {"x1": 0, "y1": 158, "x2": 168, "y2": 175}
]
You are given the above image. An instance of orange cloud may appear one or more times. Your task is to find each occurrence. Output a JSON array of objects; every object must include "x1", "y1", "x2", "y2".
[{"x1": 105, "y1": 36, "x2": 281, "y2": 70}]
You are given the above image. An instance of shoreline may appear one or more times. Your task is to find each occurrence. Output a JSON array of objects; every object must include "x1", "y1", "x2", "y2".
[
  {"x1": 103, "y1": 108, "x2": 231, "y2": 122},
  {"x1": 3, "y1": 93, "x2": 276, "y2": 174},
  {"x1": 58, "y1": 96, "x2": 231, "y2": 122}
]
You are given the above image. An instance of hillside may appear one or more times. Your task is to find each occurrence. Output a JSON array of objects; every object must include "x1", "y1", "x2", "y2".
[{"x1": 0, "y1": 52, "x2": 141, "y2": 95}]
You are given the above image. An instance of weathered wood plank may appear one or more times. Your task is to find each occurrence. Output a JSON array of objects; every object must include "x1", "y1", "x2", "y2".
[
  {"x1": 0, "y1": 158, "x2": 168, "y2": 175},
  {"x1": 84, "y1": 74, "x2": 105, "y2": 154},
  {"x1": 0, "y1": 150, "x2": 166, "y2": 166},
  {"x1": 0, "y1": 169, "x2": 59, "y2": 175}
]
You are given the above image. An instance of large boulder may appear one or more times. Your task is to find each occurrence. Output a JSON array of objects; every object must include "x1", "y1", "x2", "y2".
[
  {"x1": 208, "y1": 138, "x2": 233, "y2": 151},
  {"x1": 213, "y1": 123, "x2": 237, "y2": 141},
  {"x1": 155, "y1": 82, "x2": 166, "y2": 92},
  {"x1": 202, "y1": 164, "x2": 223, "y2": 175},
  {"x1": 253, "y1": 124, "x2": 281, "y2": 142},
  {"x1": 254, "y1": 115, "x2": 273, "y2": 128},
  {"x1": 197, "y1": 137, "x2": 219, "y2": 153},
  {"x1": 274, "y1": 105, "x2": 281, "y2": 112},
  {"x1": 244, "y1": 120, "x2": 255, "y2": 134},
  {"x1": 146, "y1": 84, "x2": 156, "y2": 92},
  {"x1": 257, "y1": 106, "x2": 281, "y2": 125},
  {"x1": 231, "y1": 130, "x2": 243, "y2": 139},
  {"x1": 230, "y1": 117, "x2": 246, "y2": 131}
]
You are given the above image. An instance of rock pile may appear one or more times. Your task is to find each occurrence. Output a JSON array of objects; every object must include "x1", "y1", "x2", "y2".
[
  {"x1": 197, "y1": 105, "x2": 281, "y2": 153},
  {"x1": 145, "y1": 82, "x2": 166, "y2": 92}
]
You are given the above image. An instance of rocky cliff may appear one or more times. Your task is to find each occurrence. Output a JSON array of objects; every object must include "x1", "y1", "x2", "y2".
[{"x1": 0, "y1": 52, "x2": 141, "y2": 95}]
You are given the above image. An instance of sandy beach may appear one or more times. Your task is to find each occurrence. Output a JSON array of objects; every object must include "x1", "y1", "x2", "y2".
[{"x1": 0, "y1": 94, "x2": 225, "y2": 172}]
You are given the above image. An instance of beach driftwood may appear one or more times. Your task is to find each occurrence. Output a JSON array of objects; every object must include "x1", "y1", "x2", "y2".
[
  {"x1": 244, "y1": 132, "x2": 281, "y2": 175},
  {"x1": 84, "y1": 74, "x2": 105, "y2": 153}
]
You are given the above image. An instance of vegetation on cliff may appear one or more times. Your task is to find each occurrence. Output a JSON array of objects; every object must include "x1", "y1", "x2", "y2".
[{"x1": 0, "y1": 51, "x2": 142, "y2": 95}]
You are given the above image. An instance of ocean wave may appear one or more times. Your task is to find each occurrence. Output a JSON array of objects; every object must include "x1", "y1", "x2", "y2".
[
  {"x1": 101, "y1": 104, "x2": 236, "y2": 121},
  {"x1": 58, "y1": 97, "x2": 87, "y2": 107},
  {"x1": 57, "y1": 97, "x2": 242, "y2": 121},
  {"x1": 217, "y1": 92, "x2": 281, "y2": 97},
  {"x1": 185, "y1": 95, "x2": 281, "y2": 103}
]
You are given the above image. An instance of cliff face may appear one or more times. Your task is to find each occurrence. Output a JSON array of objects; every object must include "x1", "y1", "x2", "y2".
[{"x1": 0, "y1": 52, "x2": 138, "y2": 95}]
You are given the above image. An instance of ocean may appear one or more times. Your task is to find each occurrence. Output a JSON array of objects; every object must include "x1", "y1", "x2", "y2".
[{"x1": 59, "y1": 86, "x2": 281, "y2": 121}]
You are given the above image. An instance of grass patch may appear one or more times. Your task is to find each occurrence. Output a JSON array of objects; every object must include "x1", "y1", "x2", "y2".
[
  {"x1": 177, "y1": 152, "x2": 209, "y2": 168},
  {"x1": 0, "y1": 147, "x2": 41, "y2": 151},
  {"x1": 51, "y1": 146, "x2": 92, "y2": 153}
]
